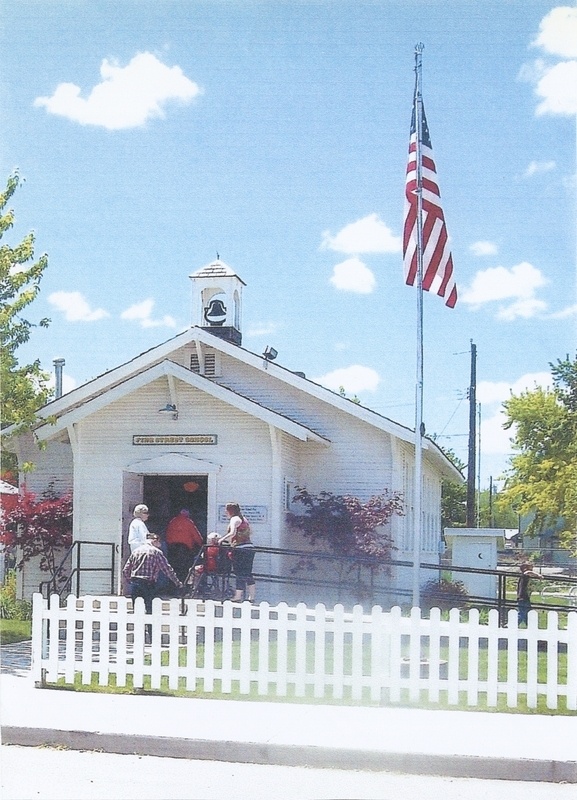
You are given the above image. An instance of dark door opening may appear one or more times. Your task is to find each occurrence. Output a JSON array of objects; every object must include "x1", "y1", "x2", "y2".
[{"x1": 143, "y1": 475, "x2": 208, "y2": 542}]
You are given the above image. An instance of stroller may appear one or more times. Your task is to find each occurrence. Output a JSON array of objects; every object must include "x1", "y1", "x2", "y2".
[{"x1": 184, "y1": 533, "x2": 233, "y2": 601}]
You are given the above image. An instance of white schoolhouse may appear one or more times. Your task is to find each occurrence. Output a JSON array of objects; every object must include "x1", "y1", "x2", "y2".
[{"x1": 9, "y1": 260, "x2": 462, "y2": 603}]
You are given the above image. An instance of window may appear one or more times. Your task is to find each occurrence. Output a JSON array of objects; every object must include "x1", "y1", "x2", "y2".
[{"x1": 284, "y1": 479, "x2": 295, "y2": 512}]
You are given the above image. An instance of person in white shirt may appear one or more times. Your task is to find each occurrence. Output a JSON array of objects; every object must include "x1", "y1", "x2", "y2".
[{"x1": 128, "y1": 504, "x2": 151, "y2": 552}]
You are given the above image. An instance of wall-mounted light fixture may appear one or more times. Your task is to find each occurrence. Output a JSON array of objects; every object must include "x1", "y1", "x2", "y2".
[
  {"x1": 158, "y1": 403, "x2": 178, "y2": 420},
  {"x1": 262, "y1": 345, "x2": 278, "y2": 361}
]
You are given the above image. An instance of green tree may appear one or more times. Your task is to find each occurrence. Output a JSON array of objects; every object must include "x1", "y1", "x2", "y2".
[
  {"x1": 436, "y1": 447, "x2": 466, "y2": 529},
  {"x1": 477, "y1": 486, "x2": 518, "y2": 529},
  {"x1": 0, "y1": 172, "x2": 51, "y2": 470},
  {"x1": 499, "y1": 355, "x2": 577, "y2": 546}
]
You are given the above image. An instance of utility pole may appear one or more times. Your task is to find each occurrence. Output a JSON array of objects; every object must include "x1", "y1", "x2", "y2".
[{"x1": 466, "y1": 341, "x2": 477, "y2": 527}]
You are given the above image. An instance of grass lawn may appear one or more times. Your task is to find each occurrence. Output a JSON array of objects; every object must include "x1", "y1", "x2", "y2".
[
  {"x1": 0, "y1": 619, "x2": 32, "y2": 645},
  {"x1": 44, "y1": 635, "x2": 575, "y2": 716}
]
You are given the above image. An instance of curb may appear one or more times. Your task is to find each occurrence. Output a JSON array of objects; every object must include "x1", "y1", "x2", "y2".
[{"x1": 3, "y1": 727, "x2": 576, "y2": 784}]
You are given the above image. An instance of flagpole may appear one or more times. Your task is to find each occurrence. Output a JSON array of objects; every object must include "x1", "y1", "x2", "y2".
[{"x1": 412, "y1": 42, "x2": 425, "y2": 608}]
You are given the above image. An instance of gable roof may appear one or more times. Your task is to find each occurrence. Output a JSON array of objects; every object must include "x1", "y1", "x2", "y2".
[
  {"x1": 5, "y1": 325, "x2": 463, "y2": 482},
  {"x1": 33, "y1": 359, "x2": 329, "y2": 445}
]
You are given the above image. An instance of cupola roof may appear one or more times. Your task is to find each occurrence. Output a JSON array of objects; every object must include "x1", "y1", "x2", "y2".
[{"x1": 189, "y1": 259, "x2": 246, "y2": 285}]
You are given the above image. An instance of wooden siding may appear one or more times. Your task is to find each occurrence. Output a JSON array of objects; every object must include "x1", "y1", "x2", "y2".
[{"x1": 15, "y1": 432, "x2": 73, "y2": 600}]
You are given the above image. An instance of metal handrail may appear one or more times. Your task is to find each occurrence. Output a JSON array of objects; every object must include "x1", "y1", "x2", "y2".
[{"x1": 39, "y1": 540, "x2": 115, "y2": 599}]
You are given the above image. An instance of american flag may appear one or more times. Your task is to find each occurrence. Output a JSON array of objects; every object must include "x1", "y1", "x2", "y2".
[{"x1": 403, "y1": 102, "x2": 457, "y2": 308}]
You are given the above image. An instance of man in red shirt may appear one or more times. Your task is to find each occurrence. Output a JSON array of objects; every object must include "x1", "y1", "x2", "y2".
[{"x1": 165, "y1": 509, "x2": 203, "y2": 581}]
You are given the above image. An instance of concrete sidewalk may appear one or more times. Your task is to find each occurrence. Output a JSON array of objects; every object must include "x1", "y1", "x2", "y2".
[{"x1": 1, "y1": 642, "x2": 576, "y2": 783}]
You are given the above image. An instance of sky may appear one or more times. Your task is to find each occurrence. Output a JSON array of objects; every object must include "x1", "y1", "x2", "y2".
[{"x1": 1, "y1": 1, "x2": 576, "y2": 488}]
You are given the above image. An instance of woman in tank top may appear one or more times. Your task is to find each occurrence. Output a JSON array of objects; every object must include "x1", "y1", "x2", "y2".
[{"x1": 219, "y1": 502, "x2": 256, "y2": 603}]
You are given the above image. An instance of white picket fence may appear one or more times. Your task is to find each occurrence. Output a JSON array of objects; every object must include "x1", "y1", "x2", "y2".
[{"x1": 31, "y1": 593, "x2": 577, "y2": 710}]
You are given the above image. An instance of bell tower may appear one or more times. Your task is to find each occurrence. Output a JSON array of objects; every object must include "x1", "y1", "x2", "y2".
[{"x1": 189, "y1": 258, "x2": 246, "y2": 346}]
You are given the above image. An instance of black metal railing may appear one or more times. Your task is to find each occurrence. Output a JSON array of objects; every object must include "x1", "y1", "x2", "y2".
[
  {"x1": 251, "y1": 546, "x2": 577, "y2": 622},
  {"x1": 37, "y1": 540, "x2": 577, "y2": 626},
  {"x1": 38, "y1": 540, "x2": 115, "y2": 599}
]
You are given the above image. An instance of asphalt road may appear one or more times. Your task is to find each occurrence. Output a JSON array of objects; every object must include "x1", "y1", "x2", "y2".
[{"x1": 1, "y1": 745, "x2": 573, "y2": 800}]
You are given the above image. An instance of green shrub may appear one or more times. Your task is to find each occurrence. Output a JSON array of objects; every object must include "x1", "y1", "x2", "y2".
[
  {"x1": 0, "y1": 569, "x2": 32, "y2": 620},
  {"x1": 421, "y1": 578, "x2": 469, "y2": 611}
]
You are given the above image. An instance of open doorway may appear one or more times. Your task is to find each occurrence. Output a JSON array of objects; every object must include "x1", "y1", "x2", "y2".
[{"x1": 143, "y1": 475, "x2": 208, "y2": 542}]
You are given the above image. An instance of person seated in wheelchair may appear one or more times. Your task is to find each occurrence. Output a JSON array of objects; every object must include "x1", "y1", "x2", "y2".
[{"x1": 190, "y1": 533, "x2": 232, "y2": 595}]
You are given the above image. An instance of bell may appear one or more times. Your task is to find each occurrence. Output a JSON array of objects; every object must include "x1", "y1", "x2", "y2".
[{"x1": 204, "y1": 298, "x2": 227, "y2": 326}]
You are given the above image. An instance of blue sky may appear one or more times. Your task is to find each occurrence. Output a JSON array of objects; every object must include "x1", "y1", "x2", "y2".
[{"x1": 2, "y1": 1, "x2": 576, "y2": 487}]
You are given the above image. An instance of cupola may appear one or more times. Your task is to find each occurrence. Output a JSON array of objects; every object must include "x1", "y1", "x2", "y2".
[{"x1": 189, "y1": 259, "x2": 246, "y2": 345}]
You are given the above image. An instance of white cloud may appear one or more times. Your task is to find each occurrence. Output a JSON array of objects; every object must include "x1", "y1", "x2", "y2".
[
  {"x1": 477, "y1": 372, "x2": 553, "y2": 405},
  {"x1": 532, "y1": 6, "x2": 577, "y2": 58},
  {"x1": 496, "y1": 298, "x2": 547, "y2": 321},
  {"x1": 314, "y1": 365, "x2": 380, "y2": 394},
  {"x1": 322, "y1": 214, "x2": 401, "y2": 254},
  {"x1": 524, "y1": 160, "x2": 556, "y2": 178},
  {"x1": 34, "y1": 52, "x2": 201, "y2": 130},
  {"x1": 47, "y1": 371, "x2": 77, "y2": 395},
  {"x1": 469, "y1": 240, "x2": 498, "y2": 257},
  {"x1": 521, "y1": 8, "x2": 577, "y2": 117},
  {"x1": 120, "y1": 298, "x2": 176, "y2": 328},
  {"x1": 48, "y1": 291, "x2": 109, "y2": 322},
  {"x1": 534, "y1": 60, "x2": 577, "y2": 116},
  {"x1": 461, "y1": 262, "x2": 548, "y2": 319},
  {"x1": 481, "y1": 408, "x2": 515, "y2": 455},
  {"x1": 549, "y1": 303, "x2": 577, "y2": 319},
  {"x1": 329, "y1": 257, "x2": 376, "y2": 294}
]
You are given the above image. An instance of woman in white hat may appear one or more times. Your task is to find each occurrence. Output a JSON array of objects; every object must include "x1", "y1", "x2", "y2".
[{"x1": 128, "y1": 504, "x2": 151, "y2": 553}]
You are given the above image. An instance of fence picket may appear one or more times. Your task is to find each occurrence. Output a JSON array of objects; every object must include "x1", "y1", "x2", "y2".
[
  {"x1": 31, "y1": 593, "x2": 45, "y2": 684},
  {"x1": 202, "y1": 601, "x2": 216, "y2": 692},
  {"x1": 131, "y1": 597, "x2": 146, "y2": 689},
  {"x1": 149, "y1": 599, "x2": 163, "y2": 689},
  {"x1": 351, "y1": 605, "x2": 364, "y2": 701},
  {"x1": 447, "y1": 608, "x2": 460, "y2": 705},
  {"x1": 79, "y1": 596, "x2": 95, "y2": 686},
  {"x1": 275, "y1": 603, "x2": 289, "y2": 697},
  {"x1": 312, "y1": 604, "x2": 325, "y2": 699},
  {"x1": 369, "y1": 606, "x2": 384, "y2": 702},
  {"x1": 427, "y1": 607, "x2": 441, "y2": 704},
  {"x1": 220, "y1": 600, "x2": 234, "y2": 694},
  {"x1": 115, "y1": 597, "x2": 129, "y2": 688},
  {"x1": 30, "y1": 594, "x2": 577, "y2": 711},
  {"x1": 238, "y1": 602, "x2": 252, "y2": 694},
  {"x1": 546, "y1": 610, "x2": 559, "y2": 710},
  {"x1": 184, "y1": 599, "x2": 199, "y2": 692},
  {"x1": 486, "y1": 609, "x2": 500, "y2": 707},
  {"x1": 331, "y1": 604, "x2": 345, "y2": 700},
  {"x1": 526, "y1": 610, "x2": 539, "y2": 708},
  {"x1": 466, "y1": 608, "x2": 480, "y2": 707},
  {"x1": 294, "y1": 604, "x2": 307, "y2": 697},
  {"x1": 46, "y1": 594, "x2": 62, "y2": 683},
  {"x1": 167, "y1": 599, "x2": 181, "y2": 690},
  {"x1": 567, "y1": 612, "x2": 577, "y2": 711},
  {"x1": 64, "y1": 594, "x2": 77, "y2": 685},
  {"x1": 408, "y1": 607, "x2": 421, "y2": 703},
  {"x1": 388, "y1": 606, "x2": 402, "y2": 703},
  {"x1": 506, "y1": 609, "x2": 519, "y2": 708},
  {"x1": 257, "y1": 603, "x2": 270, "y2": 696}
]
